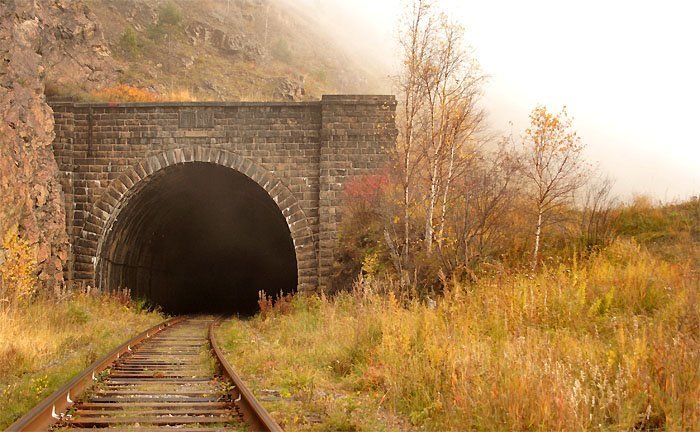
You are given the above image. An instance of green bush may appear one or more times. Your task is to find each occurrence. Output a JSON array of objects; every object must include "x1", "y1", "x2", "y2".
[
  {"x1": 119, "y1": 26, "x2": 142, "y2": 56},
  {"x1": 158, "y1": 1, "x2": 182, "y2": 26},
  {"x1": 271, "y1": 38, "x2": 293, "y2": 63},
  {"x1": 146, "y1": 2, "x2": 183, "y2": 40}
]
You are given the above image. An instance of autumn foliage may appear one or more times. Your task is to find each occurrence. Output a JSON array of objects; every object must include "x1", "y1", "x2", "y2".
[
  {"x1": 522, "y1": 105, "x2": 589, "y2": 268},
  {"x1": 333, "y1": 0, "x2": 661, "y2": 296},
  {"x1": 222, "y1": 236, "x2": 699, "y2": 430},
  {"x1": 0, "y1": 227, "x2": 36, "y2": 311},
  {"x1": 89, "y1": 85, "x2": 197, "y2": 103},
  {"x1": 332, "y1": 175, "x2": 393, "y2": 290},
  {"x1": 91, "y1": 84, "x2": 161, "y2": 102},
  {"x1": 343, "y1": 174, "x2": 389, "y2": 212}
]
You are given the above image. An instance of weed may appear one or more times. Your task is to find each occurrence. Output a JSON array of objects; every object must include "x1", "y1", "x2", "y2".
[
  {"x1": 322, "y1": 411, "x2": 357, "y2": 431},
  {"x1": 0, "y1": 291, "x2": 163, "y2": 428},
  {"x1": 66, "y1": 303, "x2": 89, "y2": 324},
  {"x1": 258, "y1": 290, "x2": 293, "y2": 321},
  {"x1": 90, "y1": 84, "x2": 160, "y2": 102},
  {"x1": 0, "y1": 346, "x2": 27, "y2": 377},
  {"x1": 29, "y1": 375, "x2": 48, "y2": 396},
  {"x1": 145, "y1": 2, "x2": 183, "y2": 41},
  {"x1": 119, "y1": 26, "x2": 142, "y2": 57},
  {"x1": 0, "y1": 227, "x2": 36, "y2": 310},
  {"x1": 219, "y1": 238, "x2": 698, "y2": 431}
]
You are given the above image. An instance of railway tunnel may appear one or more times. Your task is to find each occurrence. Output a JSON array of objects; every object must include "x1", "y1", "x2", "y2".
[{"x1": 97, "y1": 162, "x2": 298, "y2": 315}]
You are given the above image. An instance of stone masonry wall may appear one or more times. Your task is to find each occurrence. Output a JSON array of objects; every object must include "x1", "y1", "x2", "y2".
[
  {"x1": 50, "y1": 95, "x2": 397, "y2": 292},
  {"x1": 318, "y1": 95, "x2": 397, "y2": 288}
]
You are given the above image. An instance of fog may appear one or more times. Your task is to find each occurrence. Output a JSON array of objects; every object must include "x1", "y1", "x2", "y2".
[
  {"x1": 274, "y1": 0, "x2": 396, "y2": 92},
  {"x1": 285, "y1": 0, "x2": 699, "y2": 202}
]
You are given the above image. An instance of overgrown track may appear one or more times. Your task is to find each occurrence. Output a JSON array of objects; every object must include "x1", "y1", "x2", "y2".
[{"x1": 8, "y1": 316, "x2": 282, "y2": 432}]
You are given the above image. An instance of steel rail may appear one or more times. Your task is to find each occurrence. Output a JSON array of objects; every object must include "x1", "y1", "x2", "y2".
[
  {"x1": 209, "y1": 318, "x2": 283, "y2": 432},
  {"x1": 6, "y1": 315, "x2": 186, "y2": 432}
]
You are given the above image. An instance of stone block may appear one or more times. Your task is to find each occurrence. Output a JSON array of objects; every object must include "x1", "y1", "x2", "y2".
[{"x1": 50, "y1": 96, "x2": 396, "y2": 292}]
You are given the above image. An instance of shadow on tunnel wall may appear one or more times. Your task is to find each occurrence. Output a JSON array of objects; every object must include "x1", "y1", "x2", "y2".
[{"x1": 98, "y1": 162, "x2": 298, "y2": 315}]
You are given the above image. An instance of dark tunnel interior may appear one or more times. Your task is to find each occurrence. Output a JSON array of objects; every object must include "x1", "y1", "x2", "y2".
[{"x1": 98, "y1": 162, "x2": 298, "y2": 315}]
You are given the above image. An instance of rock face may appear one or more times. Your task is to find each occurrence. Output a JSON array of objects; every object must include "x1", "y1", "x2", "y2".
[
  {"x1": 185, "y1": 20, "x2": 263, "y2": 61},
  {"x1": 36, "y1": 0, "x2": 119, "y2": 94},
  {"x1": 0, "y1": 0, "x2": 108, "y2": 292},
  {"x1": 273, "y1": 76, "x2": 305, "y2": 101}
]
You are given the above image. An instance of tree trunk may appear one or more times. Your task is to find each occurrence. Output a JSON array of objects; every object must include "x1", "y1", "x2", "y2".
[
  {"x1": 437, "y1": 140, "x2": 456, "y2": 247},
  {"x1": 425, "y1": 161, "x2": 439, "y2": 256},
  {"x1": 532, "y1": 209, "x2": 543, "y2": 270},
  {"x1": 463, "y1": 190, "x2": 470, "y2": 267},
  {"x1": 403, "y1": 151, "x2": 410, "y2": 265}
]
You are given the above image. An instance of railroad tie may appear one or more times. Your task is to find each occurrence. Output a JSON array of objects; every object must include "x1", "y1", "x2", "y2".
[{"x1": 54, "y1": 318, "x2": 244, "y2": 431}]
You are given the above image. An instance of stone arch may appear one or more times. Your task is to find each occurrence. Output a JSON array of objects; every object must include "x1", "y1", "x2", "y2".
[{"x1": 75, "y1": 146, "x2": 317, "y2": 294}]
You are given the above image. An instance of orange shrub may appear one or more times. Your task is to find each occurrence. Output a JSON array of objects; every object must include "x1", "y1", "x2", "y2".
[
  {"x1": 0, "y1": 227, "x2": 36, "y2": 310},
  {"x1": 91, "y1": 84, "x2": 161, "y2": 102}
]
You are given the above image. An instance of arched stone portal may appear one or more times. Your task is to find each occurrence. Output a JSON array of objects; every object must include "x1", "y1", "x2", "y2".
[
  {"x1": 82, "y1": 148, "x2": 317, "y2": 314},
  {"x1": 50, "y1": 96, "x2": 398, "y2": 298}
]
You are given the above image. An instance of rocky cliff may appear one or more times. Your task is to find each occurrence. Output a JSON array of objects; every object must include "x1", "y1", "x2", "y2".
[{"x1": 0, "y1": 0, "x2": 111, "y2": 292}]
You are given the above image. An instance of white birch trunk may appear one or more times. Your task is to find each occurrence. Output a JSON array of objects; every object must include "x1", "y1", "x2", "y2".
[
  {"x1": 532, "y1": 209, "x2": 543, "y2": 270},
  {"x1": 425, "y1": 160, "x2": 439, "y2": 255},
  {"x1": 438, "y1": 140, "x2": 457, "y2": 245}
]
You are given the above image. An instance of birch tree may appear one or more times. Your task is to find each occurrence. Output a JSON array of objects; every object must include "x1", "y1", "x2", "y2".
[
  {"x1": 396, "y1": 0, "x2": 431, "y2": 268},
  {"x1": 391, "y1": 0, "x2": 484, "y2": 285},
  {"x1": 463, "y1": 144, "x2": 520, "y2": 264},
  {"x1": 413, "y1": 11, "x2": 484, "y2": 256},
  {"x1": 521, "y1": 106, "x2": 588, "y2": 269}
]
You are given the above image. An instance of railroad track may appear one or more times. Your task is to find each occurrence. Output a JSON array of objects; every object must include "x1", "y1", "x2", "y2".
[{"x1": 8, "y1": 316, "x2": 281, "y2": 432}]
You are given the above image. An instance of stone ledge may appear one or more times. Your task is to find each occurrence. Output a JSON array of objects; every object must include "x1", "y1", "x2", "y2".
[
  {"x1": 321, "y1": 95, "x2": 396, "y2": 104},
  {"x1": 49, "y1": 101, "x2": 323, "y2": 109},
  {"x1": 49, "y1": 95, "x2": 397, "y2": 109}
]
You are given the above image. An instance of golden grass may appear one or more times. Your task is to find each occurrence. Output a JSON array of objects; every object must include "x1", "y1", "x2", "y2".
[
  {"x1": 87, "y1": 84, "x2": 199, "y2": 102},
  {"x1": 90, "y1": 84, "x2": 161, "y2": 102},
  {"x1": 0, "y1": 291, "x2": 163, "y2": 428},
  {"x1": 220, "y1": 239, "x2": 699, "y2": 431}
]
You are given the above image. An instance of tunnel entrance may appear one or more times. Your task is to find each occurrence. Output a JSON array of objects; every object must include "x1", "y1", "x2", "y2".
[{"x1": 98, "y1": 162, "x2": 298, "y2": 315}]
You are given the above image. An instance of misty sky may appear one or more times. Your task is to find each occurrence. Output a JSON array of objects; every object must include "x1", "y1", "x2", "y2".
[{"x1": 307, "y1": 0, "x2": 699, "y2": 202}]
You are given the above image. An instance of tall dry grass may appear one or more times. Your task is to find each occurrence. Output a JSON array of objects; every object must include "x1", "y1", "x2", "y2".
[
  {"x1": 0, "y1": 290, "x2": 163, "y2": 428},
  {"x1": 221, "y1": 239, "x2": 699, "y2": 431},
  {"x1": 88, "y1": 84, "x2": 198, "y2": 102}
]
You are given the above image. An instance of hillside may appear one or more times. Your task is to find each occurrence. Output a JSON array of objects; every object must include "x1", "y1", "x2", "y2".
[
  {"x1": 1, "y1": 0, "x2": 390, "y2": 296},
  {"x1": 45, "y1": 0, "x2": 390, "y2": 101}
]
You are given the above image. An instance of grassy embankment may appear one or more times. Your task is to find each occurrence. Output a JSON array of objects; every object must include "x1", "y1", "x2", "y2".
[
  {"x1": 218, "y1": 200, "x2": 699, "y2": 431},
  {"x1": 0, "y1": 291, "x2": 163, "y2": 428}
]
